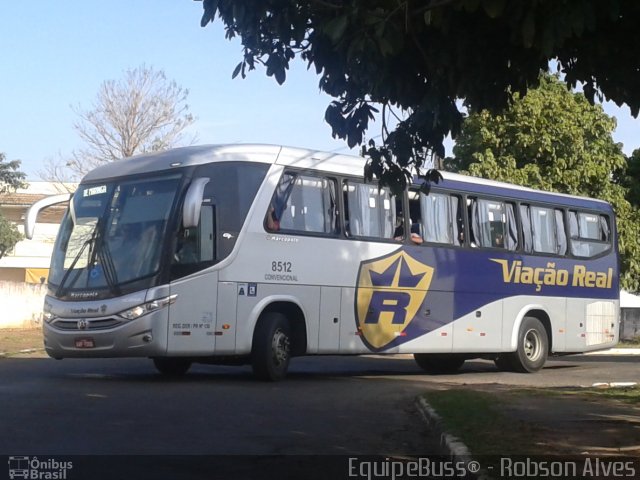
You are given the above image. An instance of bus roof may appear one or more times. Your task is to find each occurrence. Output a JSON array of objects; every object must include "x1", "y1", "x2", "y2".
[{"x1": 81, "y1": 144, "x2": 611, "y2": 212}]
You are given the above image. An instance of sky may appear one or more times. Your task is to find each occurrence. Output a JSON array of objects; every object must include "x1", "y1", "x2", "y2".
[{"x1": 1, "y1": 1, "x2": 639, "y2": 181}]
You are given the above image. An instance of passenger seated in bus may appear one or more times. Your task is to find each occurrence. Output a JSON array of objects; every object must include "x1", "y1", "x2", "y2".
[
  {"x1": 393, "y1": 218, "x2": 404, "y2": 240},
  {"x1": 394, "y1": 221, "x2": 423, "y2": 244},
  {"x1": 409, "y1": 222, "x2": 423, "y2": 244}
]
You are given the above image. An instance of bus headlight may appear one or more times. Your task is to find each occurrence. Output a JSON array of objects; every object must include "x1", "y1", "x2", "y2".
[
  {"x1": 117, "y1": 294, "x2": 177, "y2": 321},
  {"x1": 43, "y1": 303, "x2": 56, "y2": 323}
]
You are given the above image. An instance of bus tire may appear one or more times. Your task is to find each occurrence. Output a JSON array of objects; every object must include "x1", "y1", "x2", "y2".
[
  {"x1": 251, "y1": 312, "x2": 291, "y2": 381},
  {"x1": 153, "y1": 357, "x2": 191, "y2": 377},
  {"x1": 414, "y1": 354, "x2": 465, "y2": 374},
  {"x1": 509, "y1": 316, "x2": 548, "y2": 373}
]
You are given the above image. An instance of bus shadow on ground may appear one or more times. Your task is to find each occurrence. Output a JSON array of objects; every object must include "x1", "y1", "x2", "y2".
[{"x1": 39, "y1": 355, "x2": 580, "y2": 385}]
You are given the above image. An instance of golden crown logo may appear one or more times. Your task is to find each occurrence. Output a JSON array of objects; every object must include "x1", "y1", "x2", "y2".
[{"x1": 355, "y1": 250, "x2": 434, "y2": 351}]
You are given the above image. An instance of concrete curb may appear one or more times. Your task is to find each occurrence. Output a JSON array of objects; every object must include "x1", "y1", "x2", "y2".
[
  {"x1": 416, "y1": 396, "x2": 473, "y2": 458},
  {"x1": 416, "y1": 397, "x2": 494, "y2": 479},
  {"x1": 584, "y1": 348, "x2": 640, "y2": 355}
]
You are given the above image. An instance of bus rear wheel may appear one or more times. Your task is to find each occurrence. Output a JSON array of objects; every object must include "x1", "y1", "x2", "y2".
[
  {"x1": 502, "y1": 316, "x2": 549, "y2": 373},
  {"x1": 251, "y1": 312, "x2": 291, "y2": 381},
  {"x1": 153, "y1": 358, "x2": 192, "y2": 377},
  {"x1": 414, "y1": 354, "x2": 465, "y2": 374}
]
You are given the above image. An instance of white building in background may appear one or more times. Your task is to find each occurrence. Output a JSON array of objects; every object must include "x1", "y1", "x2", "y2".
[
  {"x1": 621, "y1": 290, "x2": 640, "y2": 309},
  {"x1": 620, "y1": 290, "x2": 640, "y2": 340},
  {"x1": 0, "y1": 182, "x2": 74, "y2": 283}
]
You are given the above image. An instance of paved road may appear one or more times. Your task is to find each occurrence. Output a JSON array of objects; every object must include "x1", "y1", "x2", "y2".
[
  {"x1": 1, "y1": 353, "x2": 638, "y2": 479},
  {"x1": 1, "y1": 356, "x2": 441, "y2": 456}
]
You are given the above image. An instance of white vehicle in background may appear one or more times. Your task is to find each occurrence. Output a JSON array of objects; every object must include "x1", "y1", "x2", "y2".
[{"x1": 26, "y1": 144, "x2": 620, "y2": 380}]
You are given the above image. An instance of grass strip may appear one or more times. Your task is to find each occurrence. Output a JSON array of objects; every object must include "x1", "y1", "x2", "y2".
[
  {"x1": 423, "y1": 385, "x2": 640, "y2": 460},
  {"x1": 421, "y1": 389, "x2": 548, "y2": 456}
]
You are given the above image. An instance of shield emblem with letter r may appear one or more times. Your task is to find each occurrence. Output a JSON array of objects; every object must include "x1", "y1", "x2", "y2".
[{"x1": 355, "y1": 249, "x2": 434, "y2": 351}]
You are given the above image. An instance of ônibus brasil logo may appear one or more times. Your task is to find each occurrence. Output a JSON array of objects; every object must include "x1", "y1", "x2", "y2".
[
  {"x1": 355, "y1": 249, "x2": 434, "y2": 351},
  {"x1": 8, "y1": 456, "x2": 73, "y2": 479}
]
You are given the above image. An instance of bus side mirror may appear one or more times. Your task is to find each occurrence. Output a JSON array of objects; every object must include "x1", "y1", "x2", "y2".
[
  {"x1": 183, "y1": 177, "x2": 210, "y2": 228},
  {"x1": 24, "y1": 193, "x2": 72, "y2": 239}
]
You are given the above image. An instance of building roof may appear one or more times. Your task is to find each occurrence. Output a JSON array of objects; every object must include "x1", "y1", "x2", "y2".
[
  {"x1": 1, "y1": 182, "x2": 75, "y2": 207},
  {"x1": 1, "y1": 192, "x2": 49, "y2": 207},
  {"x1": 0, "y1": 182, "x2": 72, "y2": 223}
]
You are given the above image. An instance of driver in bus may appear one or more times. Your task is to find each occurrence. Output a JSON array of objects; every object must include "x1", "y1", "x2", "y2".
[{"x1": 266, "y1": 205, "x2": 281, "y2": 231}]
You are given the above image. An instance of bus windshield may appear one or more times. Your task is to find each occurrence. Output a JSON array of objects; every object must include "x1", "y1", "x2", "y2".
[{"x1": 49, "y1": 174, "x2": 181, "y2": 295}]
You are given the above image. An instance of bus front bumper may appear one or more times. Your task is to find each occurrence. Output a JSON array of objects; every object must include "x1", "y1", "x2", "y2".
[{"x1": 43, "y1": 309, "x2": 169, "y2": 359}]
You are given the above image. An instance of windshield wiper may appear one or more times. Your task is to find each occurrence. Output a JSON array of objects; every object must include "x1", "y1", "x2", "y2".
[
  {"x1": 87, "y1": 218, "x2": 120, "y2": 297},
  {"x1": 55, "y1": 228, "x2": 98, "y2": 298},
  {"x1": 55, "y1": 217, "x2": 120, "y2": 298},
  {"x1": 98, "y1": 240, "x2": 120, "y2": 296}
]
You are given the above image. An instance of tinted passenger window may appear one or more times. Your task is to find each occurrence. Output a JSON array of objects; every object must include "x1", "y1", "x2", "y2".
[
  {"x1": 409, "y1": 191, "x2": 463, "y2": 246},
  {"x1": 344, "y1": 182, "x2": 396, "y2": 239},
  {"x1": 521, "y1": 205, "x2": 567, "y2": 255},
  {"x1": 569, "y1": 211, "x2": 611, "y2": 257},
  {"x1": 266, "y1": 173, "x2": 338, "y2": 234},
  {"x1": 469, "y1": 198, "x2": 517, "y2": 250}
]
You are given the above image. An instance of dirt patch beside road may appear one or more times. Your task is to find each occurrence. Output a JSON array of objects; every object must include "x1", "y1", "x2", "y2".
[
  {"x1": 422, "y1": 384, "x2": 640, "y2": 457},
  {"x1": 0, "y1": 328, "x2": 46, "y2": 357},
  {"x1": 501, "y1": 386, "x2": 640, "y2": 456}
]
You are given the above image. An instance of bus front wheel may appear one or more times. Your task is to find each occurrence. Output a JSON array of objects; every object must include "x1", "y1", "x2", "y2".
[
  {"x1": 153, "y1": 357, "x2": 192, "y2": 377},
  {"x1": 414, "y1": 354, "x2": 465, "y2": 374},
  {"x1": 251, "y1": 312, "x2": 291, "y2": 381},
  {"x1": 503, "y1": 316, "x2": 549, "y2": 373}
]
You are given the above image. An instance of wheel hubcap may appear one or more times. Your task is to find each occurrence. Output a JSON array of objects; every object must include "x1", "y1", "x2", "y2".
[
  {"x1": 523, "y1": 329, "x2": 542, "y2": 361},
  {"x1": 271, "y1": 329, "x2": 290, "y2": 366}
]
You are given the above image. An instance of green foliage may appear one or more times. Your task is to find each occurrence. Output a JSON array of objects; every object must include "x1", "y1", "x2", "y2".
[
  {"x1": 449, "y1": 75, "x2": 640, "y2": 292},
  {"x1": 0, "y1": 152, "x2": 26, "y2": 259},
  {"x1": 0, "y1": 152, "x2": 27, "y2": 193},
  {"x1": 0, "y1": 214, "x2": 22, "y2": 260},
  {"x1": 198, "y1": 0, "x2": 640, "y2": 191},
  {"x1": 621, "y1": 149, "x2": 640, "y2": 209}
]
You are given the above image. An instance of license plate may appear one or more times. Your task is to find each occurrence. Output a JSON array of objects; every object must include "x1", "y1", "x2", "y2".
[{"x1": 75, "y1": 337, "x2": 95, "y2": 348}]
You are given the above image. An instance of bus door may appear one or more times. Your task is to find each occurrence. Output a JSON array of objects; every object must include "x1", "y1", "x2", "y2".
[{"x1": 167, "y1": 203, "x2": 218, "y2": 355}]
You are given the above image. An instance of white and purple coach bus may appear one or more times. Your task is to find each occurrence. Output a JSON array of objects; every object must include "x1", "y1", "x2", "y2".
[{"x1": 25, "y1": 144, "x2": 619, "y2": 380}]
